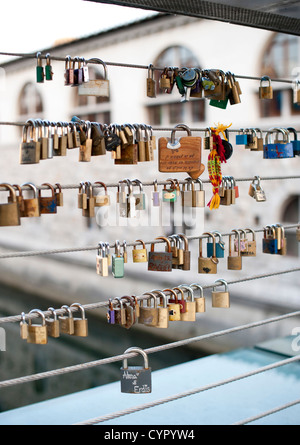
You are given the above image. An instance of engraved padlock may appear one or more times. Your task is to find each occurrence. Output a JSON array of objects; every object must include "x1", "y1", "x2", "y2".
[
  {"x1": 120, "y1": 347, "x2": 152, "y2": 394},
  {"x1": 94, "y1": 181, "x2": 110, "y2": 207},
  {"x1": 148, "y1": 237, "x2": 172, "y2": 272}
]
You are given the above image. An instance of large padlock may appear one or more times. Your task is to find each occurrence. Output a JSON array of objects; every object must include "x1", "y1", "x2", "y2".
[
  {"x1": 39, "y1": 183, "x2": 57, "y2": 214},
  {"x1": 259, "y1": 75, "x2": 273, "y2": 99},
  {"x1": 198, "y1": 232, "x2": 219, "y2": 274},
  {"x1": 158, "y1": 124, "x2": 203, "y2": 178},
  {"x1": 212, "y1": 279, "x2": 230, "y2": 309},
  {"x1": 27, "y1": 309, "x2": 48, "y2": 345},
  {"x1": 21, "y1": 183, "x2": 40, "y2": 217},
  {"x1": 263, "y1": 128, "x2": 294, "y2": 159},
  {"x1": 0, "y1": 183, "x2": 21, "y2": 227},
  {"x1": 262, "y1": 225, "x2": 278, "y2": 254},
  {"x1": 178, "y1": 285, "x2": 196, "y2": 322},
  {"x1": 78, "y1": 58, "x2": 110, "y2": 97},
  {"x1": 70, "y1": 303, "x2": 88, "y2": 337},
  {"x1": 132, "y1": 240, "x2": 148, "y2": 263},
  {"x1": 138, "y1": 293, "x2": 159, "y2": 327},
  {"x1": 120, "y1": 347, "x2": 152, "y2": 394},
  {"x1": 148, "y1": 237, "x2": 172, "y2": 272},
  {"x1": 190, "y1": 283, "x2": 206, "y2": 313}
]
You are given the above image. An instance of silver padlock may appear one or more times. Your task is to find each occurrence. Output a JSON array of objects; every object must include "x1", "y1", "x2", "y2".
[{"x1": 120, "y1": 347, "x2": 152, "y2": 394}]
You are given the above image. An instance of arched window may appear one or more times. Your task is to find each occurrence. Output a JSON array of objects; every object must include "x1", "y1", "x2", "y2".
[
  {"x1": 281, "y1": 195, "x2": 300, "y2": 257},
  {"x1": 19, "y1": 82, "x2": 43, "y2": 117},
  {"x1": 147, "y1": 45, "x2": 205, "y2": 125},
  {"x1": 260, "y1": 33, "x2": 300, "y2": 118},
  {"x1": 72, "y1": 66, "x2": 111, "y2": 125}
]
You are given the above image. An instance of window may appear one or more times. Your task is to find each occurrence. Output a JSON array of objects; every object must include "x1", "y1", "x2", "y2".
[
  {"x1": 147, "y1": 46, "x2": 205, "y2": 125},
  {"x1": 281, "y1": 195, "x2": 300, "y2": 257},
  {"x1": 261, "y1": 34, "x2": 300, "y2": 79},
  {"x1": 18, "y1": 82, "x2": 43, "y2": 117},
  {"x1": 259, "y1": 89, "x2": 283, "y2": 118}
]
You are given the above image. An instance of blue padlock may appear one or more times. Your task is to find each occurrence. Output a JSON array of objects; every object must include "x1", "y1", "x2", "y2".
[
  {"x1": 236, "y1": 129, "x2": 248, "y2": 145},
  {"x1": 263, "y1": 128, "x2": 294, "y2": 159},
  {"x1": 207, "y1": 231, "x2": 225, "y2": 258},
  {"x1": 287, "y1": 127, "x2": 300, "y2": 156},
  {"x1": 262, "y1": 226, "x2": 278, "y2": 254}
]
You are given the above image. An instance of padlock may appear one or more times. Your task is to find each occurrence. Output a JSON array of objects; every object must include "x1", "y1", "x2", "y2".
[
  {"x1": 287, "y1": 127, "x2": 300, "y2": 156},
  {"x1": 80, "y1": 57, "x2": 89, "y2": 83},
  {"x1": 243, "y1": 228, "x2": 257, "y2": 257},
  {"x1": 36, "y1": 119, "x2": 48, "y2": 160},
  {"x1": 177, "y1": 234, "x2": 191, "y2": 271},
  {"x1": 168, "y1": 235, "x2": 181, "y2": 269},
  {"x1": 46, "y1": 307, "x2": 60, "y2": 338},
  {"x1": 45, "y1": 53, "x2": 53, "y2": 81},
  {"x1": 120, "y1": 347, "x2": 151, "y2": 394},
  {"x1": 9, "y1": 184, "x2": 25, "y2": 217},
  {"x1": 297, "y1": 223, "x2": 300, "y2": 242},
  {"x1": 122, "y1": 240, "x2": 128, "y2": 264},
  {"x1": 112, "y1": 240, "x2": 125, "y2": 278},
  {"x1": 146, "y1": 64, "x2": 156, "y2": 98},
  {"x1": 152, "y1": 180, "x2": 160, "y2": 207},
  {"x1": 151, "y1": 290, "x2": 169, "y2": 329},
  {"x1": 20, "y1": 312, "x2": 28, "y2": 340},
  {"x1": 148, "y1": 237, "x2": 172, "y2": 272},
  {"x1": 78, "y1": 58, "x2": 110, "y2": 97},
  {"x1": 82, "y1": 181, "x2": 96, "y2": 217},
  {"x1": 94, "y1": 182, "x2": 110, "y2": 207},
  {"x1": 159, "y1": 67, "x2": 171, "y2": 90},
  {"x1": 262, "y1": 225, "x2": 278, "y2": 254},
  {"x1": 27, "y1": 309, "x2": 48, "y2": 345},
  {"x1": 70, "y1": 303, "x2": 88, "y2": 337},
  {"x1": 226, "y1": 71, "x2": 241, "y2": 105},
  {"x1": 263, "y1": 128, "x2": 294, "y2": 159},
  {"x1": 21, "y1": 183, "x2": 40, "y2": 217},
  {"x1": 78, "y1": 182, "x2": 88, "y2": 210},
  {"x1": 207, "y1": 231, "x2": 225, "y2": 258},
  {"x1": 72, "y1": 56, "x2": 83, "y2": 86},
  {"x1": 219, "y1": 178, "x2": 232, "y2": 206},
  {"x1": 39, "y1": 183, "x2": 57, "y2": 215},
  {"x1": 178, "y1": 285, "x2": 196, "y2": 322},
  {"x1": 212, "y1": 279, "x2": 230, "y2": 309},
  {"x1": 134, "y1": 124, "x2": 146, "y2": 163},
  {"x1": 158, "y1": 124, "x2": 203, "y2": 177},
  {"x1": 259, "y1": 76, "x2": 273, "y2": 99},
  {"x1": 190, "y1": 68, "x2": 203, "y2": 98},
  {"x1": 274, "y1": 224, "x2": 287, "y2": 256},
  {"x1": 79, "y1": 121, "x2": 92, "y2": 162},
  {"x1": 64, "y1": 55, "x2": 72, "y2": 85},
  {"x1": 246, "y1": 128, "x2": 259, "y2": 150},
  {"x1": 162, "y1": 179, "x2": 177, "y2": 203},
  {"x1": 228, "y1": 229, "x2": 243, "y2": 270},
  {"x1": 106, "y1": 299, "x2": 116, "y2": 325},
  {"x1": 198, "y1": 232, "x2": 219, "y2": 274},
  {"x1": 54, "y1": 183, "x2": 63, "y2": 207},
  {"x1": 254, "y1": 128, "x2": 264, "y2": 151},
  {"x1": 204, "y1": 127, "x2": 214, "y2": 150},
  {"x1": 133, "y1": 179, "x2": 146, "y2": 210},
  {"x1": 120, "y1": 296, "x2": 136, "y2": 330},
  {"x1": 132, "y1": 240, "x2": 148, "y2": 263},
  {"x1": 20, "y1": 121, "x2": 40, "y2": 164},
  {"x1": 36, "y1": 52, "x2": 44, "y2": 83},
  {"x1": 58, "y1": 305, "x2": 75, "y2": 335},
  {"x1": 204, "y1": 70, "x2": 226, "y2": 100},
  {"x1": 248, "y1": 176, "x2": 267, "y2": 202},
  {"x1": 171, "y1": 287, "x2": 187, "y2": 314},
  {"x1": 96, "y1": 242, "x2": 109, "y2": 277},
  {"x1": 0, "y1": 183, "x2": 21, "y2": 227},
  {"x1": 119, "y1": 179, "x2": 136, "y2": 218},
  {"x1": 138, "y1": 293, "x2": 159, "y2": 327},
  {"x1": 164, "y1": 288, "x2": 181, "y2": 321},
  {"x1": 190, "y1": 283, "x2": 206, "y2": 313},
  {"x1": 234, "y1": 229, "x2": 248, "y2": 255},
  {"x1": 182, "y1": 178, "x2": 205, "y2": 208},
  {"x1": 112, "y1": 297, "x2": 127, "y2": 326},
  {"x1": 53, "y1": 122, "x2": 67, "y2": 157}
]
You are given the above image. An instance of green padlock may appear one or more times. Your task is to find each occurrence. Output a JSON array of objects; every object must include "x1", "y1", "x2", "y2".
[
  {"x1": 112, "y1": 240, "x2": 125, "y2": 278},
  {"x1": 36, "y1": 52, "x2": 44, "y2": 83},
  {"x1": 45, "y1": 53, "x2": 53, "y2": 81}
]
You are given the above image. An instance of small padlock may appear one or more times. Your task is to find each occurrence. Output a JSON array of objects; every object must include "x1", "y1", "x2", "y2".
[
  {"x1": 198, "y1": 232, "x2": 219, "y2": 274},
  {"x1": 259, "y1": 75, "x2": 273, "y2": 99},
  {"x1": 20, "y1": 121, "x2": 40, "y2": 164},
  {"x1": 36, "y1": 52, "x2": 44, "y2": 83},
  {"x1": 94, "y1": 182, "x2": 110, "y2": 207},
  {"x1": 228, "y1": 229, "x2": 243, "y2": 270},
  {"x1": 133, "y1": 179, "x2": 146, "y2": 211},
  {"x1": 21, "y1": 183, "x2": 40, "y2": 218},
  {"x1": 132, "y1": 240, "x2": 148, "y2": 263},
  {"x1": 120, "y1": 347, "x2": 152, "y2": 394},
  {"x1": 177, "y1": 234, "x2": 191, "y2": 271},
  {"x1": 27, "y1": 309, "x2": 48, "y2": 345},
  {"x1": 171, "y1": 287, "x2": 187, "y2": 314},
  {"x1": 112, "y1": 240, "x2": 125, "y2": 278},
  {"x1": 262, "y1": 225, "x2": 278, "y2": 254},
  {"x1": 70, "y1": 303, "x2": 88, "y2": 337},
  {"x1": 207, "y1": 231, "x2": 226, "y2": 258},
  {"x1": 190, "y1": 283, "x2": 206, "y2": 313},
  {"x1": 20, "y1": 312, "x2": 28, "y2": 340},
  {"x1": 204, "y1": 127, "x2": 214, "y2": 150},
  {"x1": 120, "y1": 296, "x2": 136, "y2": 330},
  {"x1": 45, "y1": 53, "x2": 53, "y2": 81},
  {"x1": 212, "y1": 279, "x2": 230, "y2": 309},
  {"x1": 82, "y1": 181, "x2": 96, "y2": 217},
  {"x1": 46, "y1": 307, "x2": 60, "y2": 338},
  {"x1": 162, "y1": 179, "x2": 177, "y2": 203},
  {"x1": 243, "y1": 228, "x2": 257, "y2": 257},
  {"x1": 274, "y1": 224, "x2": 287, "y2": 256},
  {"x1": 113, "y1": 297, "x2": 127, "y2": 326},
  {"x1": 96, "y1": 242, "x2": 109, "y2": 277},
  {"x1": 152, "y1": 180, "x2": 160, "y2": 207},
  {"x1": 148, "y1": 237, "x2": 172, "y2": 272},
  {"x1": 146, "y1": 64, "x2": 156, "y2": 98},
  {"x1": 58, "y1": 305, "x2": 75, "y2": 335},
  {"x1": 106, "y1": 299, "x2": 116, "y2": 325},
  {"x1": 0, "y1": 183, "x2": 21, "y2": 227},
  {"x1": 54, "y1": 183, "x2": 63, "y2": 207},
  {"x1": 178, "y1": 285, "x2": 196, "y2": 322},
  {"x1": 64, "y1": 55, "x2": 72, "y2": 85}
]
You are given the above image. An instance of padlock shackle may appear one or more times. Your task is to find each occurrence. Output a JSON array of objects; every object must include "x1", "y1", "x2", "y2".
[
  {"x1": 142, "y1": 292, "x2": 157, "y2": 308},
  {"x1": 134, "y1": 239, "x2": 146, "y2": 250},
  {"x1": 190, "y1": 283, "x2": 204, "y2": 298},
  {"x1": 213, "y1": 279, "x2": 229, "y2": 293},
  {"x1": 70, "y1": 302, "x2": 86, "y2": 319},
  {"x1": 163, "y1": 288, "x2": 178, "y2": 303},
  {"x1": 178, "y1": 284, "x2": 194, "y2": 302},
  {"x1": 47, "y1": 307, "x2": 58, "y2": 321},
  {"x1": 123, "y1": 347, "x2": 149, "y2": 370},
  {"x1": 150, "y1": 289, "x2": 168, "y2": 308},
  {"x1": 29, "y1": 308, "x2": 46, "y2": 326}
]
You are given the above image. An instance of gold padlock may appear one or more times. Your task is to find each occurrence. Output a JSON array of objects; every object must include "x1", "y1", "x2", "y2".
[
  {"x1": 178, "y1": 285, "x2": 196, "y2": 322},
  {"x1": 70, "y1": 303, "x2": 88, "y2": 337},
  {"x1": 151, "y1": 290, "x2": 169, "y2": 329},
  {"x1": 164, "y1": 288, "x2": 181, "y2": 321},
  {"x1": 20, "y1": 312, "x2": 28, "y2": 340},
  {"x1": 27, "y1": 309, "x2": 48, "y2": 345},
  {"x1": 297, "y1": 223, "x2": 300, "y2": 242},
  {"x1": 46, "y1": 307, "x2": 60, "y2": 338},
  {"x1": 138, "y1": 293, "x2": 159, "y2": 327},
  {"x1": 228, "y1": 229, "x2": 242, "y2": 270},
  {"x1": 0, "y1": 183, "x2": 21, "y2": 226},
  {"x1": 190, "y1": 283, "x2": 206, "y2": 313},
  {"x1": 132, "y1": 239, "x2": 148, "y2": 263},
  {"x1": 212, "y1": 279, "x2": 230, "y2": 309},
  {"x1": 59, "y1": 305, "x2": 75, "y2": 335}
]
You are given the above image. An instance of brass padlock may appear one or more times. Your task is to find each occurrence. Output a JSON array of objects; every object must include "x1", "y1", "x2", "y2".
[
  {"x1": 178, "y1": 285, "x2": 196, "y2": 322},
  {"x1": 274, "y1": 224, "x2": 287, "y2": 256},
  {"x1": 0, "y1": 183, "x2": 21, "y2": 227},
  {"x1": 78, "y1": 182, "x2": 88, "y2": 210},
  {"x1": 46, "y1": 307, "x2": 60, "y2": 338},
  {"x1": 228, "y1": 229, "x2": 243, "y2": 270},
  {"x1": 212, "y1": 279, "x2": 230, "y2": 309},
  {"x1": 22, "y1": 183, "x2": 40, "y2": 218},
  {"x1": 71, "y1": 303, "x2": 88, "y2": 337},
  {"x1": 20, "y1": 121, "x2": 40, "y2": 164},
  {"x1": 297, "y1": 223, "x2": 300, "y2": 242},
  {"x1": 198, "y1": 232, "x2": 219, "y2": 274},
  {"x1": 164, "y1": 288, "x2": 181, "y2": 321},
  {"x1": 244, "y1": 228, "x2": 257, "y2": 257},
  {"x1": 113, "y1": 297, "x2": 127, "y2": 326},
  {"x1": 138, "y1": 293, "x2": 159, "y2": 327},
  {"x1": 151, "y1": 290, "x2": 169, "y2": 329},
  {"x1": 132, "y1": 239, "x2": 148, "y2": 263},
  {"x1": 82, "y1": 181, "x2": 96, "y2": 217},
  {"x1": 94, "y1": 182, "x2": 110, "y2": 207},
  {"x1": 39, "y1": 183, "x2": 57, "y2": 215},
  {"x1": 177, "y1": 234, "x2": 191, "y2": 271},
  {"x1": 146, "y1": 63, "x2": 156, "y2": 98},
  {"x1": 54, "y1": 183, "x2": 64, "y2": 207},
  {"x1": 190, "y1": 283, "x2": 206, "y2": 313},
  {"x1": 20, "y1": 312, "x2": 28, "y2": 340},
  {"x1": 27, "y1": 309, "x2": 48, "y2": 345},
  {"x1": 259, "y1": 75, "x2": 273, "y2": 100},
  {"x1": 58, "y1": 305, "x2": 75, "y2": 335}
]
